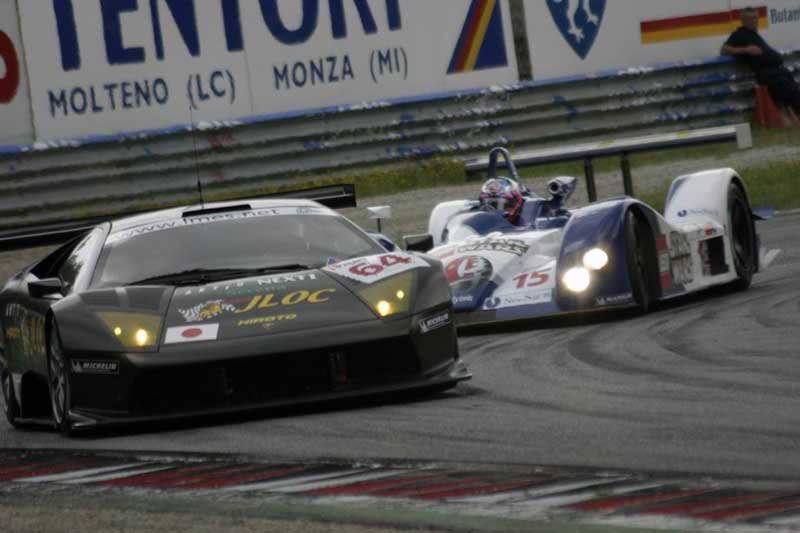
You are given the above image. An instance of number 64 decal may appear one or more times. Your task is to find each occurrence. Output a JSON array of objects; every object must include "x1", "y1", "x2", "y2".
[{"x1": 324, "y1": 253, "x2": 430, "y2": 284}]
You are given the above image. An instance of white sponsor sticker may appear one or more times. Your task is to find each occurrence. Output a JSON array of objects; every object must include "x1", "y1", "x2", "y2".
[
  {"x1": 70, "y1": 360, "x2": 120, "y2": 375},
  {"x1": 164, "y1": 323, "x2": 219, "y2": 344},
  {"x1": 420, "y1": 310, "x2": 451, "y2": 334},
  {"x1": 324, "y1": 253, "x2": 429, "y2": 284},
  {"x1": 484, "y1": 289, "x2": 552, "y2": 310}
]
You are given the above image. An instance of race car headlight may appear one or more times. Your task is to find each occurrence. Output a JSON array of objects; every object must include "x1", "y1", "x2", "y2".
[
  {"x1": 562, "y1": 267, "x2": 591, "y2": 293},
  {"x1": 582, "y1": 248, "x2": 609, "y2": 270},
  {"x1": 355, "y1": 272, "x2": 413, "y2": 318},
  {"x1": 96, "y1": 311, "x2": 162, "y2": 348}
]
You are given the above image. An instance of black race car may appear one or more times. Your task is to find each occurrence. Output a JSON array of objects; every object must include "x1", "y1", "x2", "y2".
[{"x1": 0, "y1": 190, "x2": 468, "y2": 435}]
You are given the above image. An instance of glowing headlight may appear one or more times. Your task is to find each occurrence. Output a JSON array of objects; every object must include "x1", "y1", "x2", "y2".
[
  {"x1": 96, "y1": 311, "x2": 162, "y2": 348},
  {"x1": 562, "y1": 267, "x2": 591, "y2": 293},
  {"x1": 376, "y1": 300, "x2": 393, "y2": 317},
  {"x1": 582, "y1": 248, "x2": 609, "y2": 270},
  {"x1": 135, "y1": 329, "x2": 150, "y2": 346},
  {"x1": 355, "y1": 272, "x2": 413, "y2": 318}
]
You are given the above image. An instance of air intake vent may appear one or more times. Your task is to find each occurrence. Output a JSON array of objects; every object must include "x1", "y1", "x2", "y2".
[
  {"x1": 127, "y1": 287, "x2": 165, "y2": 311},
  {"x1": 81, "y1": 290, "x2": 120, "y2": 307}
]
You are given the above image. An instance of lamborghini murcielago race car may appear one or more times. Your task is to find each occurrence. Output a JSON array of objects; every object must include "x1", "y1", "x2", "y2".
[{"x1": 0, "y1": 189, "x2": 469, "y2": 434}]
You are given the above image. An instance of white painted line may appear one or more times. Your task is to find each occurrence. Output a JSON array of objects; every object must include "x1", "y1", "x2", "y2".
[
  {"x1": 59, "y1": 465, "x2": 173, "y2": 484},
  {"x1": 502, "y1": 480, "x2": 693, "y2": 517},
  {"x1": 224, "y1": 469, "x2": 370, "y2": 492},
  {"x1": 761, "y1": 248, "x2": 782, "y2": 269},
  {"x1": 272, "y1": 470, "x2": 404, "y2": 493},
  {"x1": 764, "y1": 514, "x2": 800, "y2": 526},
  {"x1": 451, "y1": 477, "x2": 634, "y2": 504},
  {"x1": 19, "y1": 463, "x2": 145, "y2": 483}
]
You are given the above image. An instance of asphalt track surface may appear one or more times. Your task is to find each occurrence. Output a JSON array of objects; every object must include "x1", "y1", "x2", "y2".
[{"x1": 0, "y1": 213, "x2": 798, "y2": 480}]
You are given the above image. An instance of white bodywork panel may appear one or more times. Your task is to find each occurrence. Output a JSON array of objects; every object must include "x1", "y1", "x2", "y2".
[
  {"x1": 428, "y1": 200, "x2": 479, "y2": 247},
  {"x1": 425, "y1": 167, "x2": 770, "y2": 310},
  {"x1": 661, "y1": 168, "x2": 744, "y2": 294},
  {"x1": 428, "y1": 230, "x2": 565, "y2": 311}
]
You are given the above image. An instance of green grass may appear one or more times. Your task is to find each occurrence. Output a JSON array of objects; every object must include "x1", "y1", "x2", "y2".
[
  {"x1": 638, "y1": 158, "x2": 800, "y2": 213},
  {"x1": 206, "y1": 157, "x2": 467, "y2": 202},
  {"x1": 12, "y1": 158, "x2": 466, "y2": 227},
  {"x1": 511, "y1": 124, "x2": 798, "y2": 181}
]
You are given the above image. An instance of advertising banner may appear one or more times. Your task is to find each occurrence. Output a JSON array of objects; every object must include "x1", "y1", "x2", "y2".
[
  {"x1": 0, "y1": 0, "x2": 33, "y2": 145},
  {"x1": 17, "y1": 0, "x2": 518, "y2": 141},
  {"x1": 18, "y1": 0, "x2": 254, "y2": 141},
  {"x1": 526, "y1": 0, "x2": 800, "y2": 80},
  {"x1": 239, "y1": 0, "x2": 518, "y2": 116}
]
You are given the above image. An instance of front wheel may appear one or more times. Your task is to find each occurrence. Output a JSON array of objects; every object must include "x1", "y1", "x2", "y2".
[
  {"x1": 2, "y1": 368, "x2": 20, "y2": 428},
  {"x1": 47, "y1": 320, "x2": 73, "y2": 436},
  {"x1": 624, "y1": 211, "x2": 653, "y2": 312},
  {"x1": 728, "y1": 184, "x2": 755, "y2": 290}
]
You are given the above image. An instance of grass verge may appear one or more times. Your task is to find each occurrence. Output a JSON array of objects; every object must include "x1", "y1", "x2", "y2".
[
  {"x1": 512, "y1": 124, "x2": 798, "y2": 182},
  {"x1": 4, "y1": 158, "x2": 466, "y2": 228},
  {"x1": 638, "y1": 157, "x2": 800, "y2": 213},
  {"x1": 207, "y1": 157, "x2": 467, "y2": 202}
]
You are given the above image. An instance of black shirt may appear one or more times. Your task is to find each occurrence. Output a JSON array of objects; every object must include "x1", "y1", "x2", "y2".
[{"x1": 724, "y1": 27, "x2": 785, "y2": 80}]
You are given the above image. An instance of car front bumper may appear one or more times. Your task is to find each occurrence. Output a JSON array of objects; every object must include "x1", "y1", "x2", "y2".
[{"x1": 63, "y1": 307, "x2": 468, "y2": 430}]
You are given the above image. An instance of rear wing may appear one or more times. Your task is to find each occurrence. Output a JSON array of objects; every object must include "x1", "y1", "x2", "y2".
[
  {"x1": 0, "y1": 184, "x2": 357, "y2": 251},
  {"x1": 466, "y1": 124, "x2": 752, "y2": 203}
]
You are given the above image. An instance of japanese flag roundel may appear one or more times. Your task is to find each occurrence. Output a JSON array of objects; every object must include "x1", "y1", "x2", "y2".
[{"x1": 165, "y1": 323, "x2": 219, "y2": 344}]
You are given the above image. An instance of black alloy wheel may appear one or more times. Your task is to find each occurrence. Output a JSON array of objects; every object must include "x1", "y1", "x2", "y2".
[
  {"x1": 47, "y1": 320, "x2": 72, "y2": 436},
  {"x1": 728, "y1": 184, "x2": 755, "y2": 290},
  {"x1": 624, "y1": 210, "x2": 653, "y2": 312},
  {"x1": 2, "y1": 368, "x2": 20, "y2": 427}
]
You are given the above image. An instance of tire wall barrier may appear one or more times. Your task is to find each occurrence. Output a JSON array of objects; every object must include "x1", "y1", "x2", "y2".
[{"x1": 0, "y1": 0, "x2": 798, "y2": 231}]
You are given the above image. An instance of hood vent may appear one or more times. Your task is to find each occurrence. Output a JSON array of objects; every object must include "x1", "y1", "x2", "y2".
[
  {"x1": 81, "y1": 290, "x2": 120, "y2": 307},
  {"x1": 127, "y1": 287, "x2": 166, "y2": 311}
]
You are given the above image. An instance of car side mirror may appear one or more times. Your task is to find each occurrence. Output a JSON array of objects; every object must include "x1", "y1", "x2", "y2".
[
  {"x1": 28, "y1": 278, "x2": 64, "y2": 299},
  {"x1": 404, "y1": 234, "x2": 434, "y2": 253}
]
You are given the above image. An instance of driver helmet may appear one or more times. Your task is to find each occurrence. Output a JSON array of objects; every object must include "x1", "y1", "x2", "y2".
[{"x1": 479, "y1": 177, "x2": 525, "y2": 220}]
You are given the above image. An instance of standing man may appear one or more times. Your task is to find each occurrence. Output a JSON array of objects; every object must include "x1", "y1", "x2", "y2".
[{"x1": 721, "y1": 7, "x2": 800, "y2": 126}]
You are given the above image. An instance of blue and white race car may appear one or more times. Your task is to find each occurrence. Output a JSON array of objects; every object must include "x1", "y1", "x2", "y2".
[{"x1": 407, "y1": 148, "x2": 772, "y2": 327}]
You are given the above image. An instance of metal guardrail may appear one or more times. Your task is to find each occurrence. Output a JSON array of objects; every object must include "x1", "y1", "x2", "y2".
[
  {"x1": 1, "y1": 51, "x2": 797, "y2": 241},
  {"x1": 465, "y1": 123, "x2": 753, "y2": 202}
]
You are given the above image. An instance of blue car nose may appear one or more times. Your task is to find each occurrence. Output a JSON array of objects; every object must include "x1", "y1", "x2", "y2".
[{"x1": 451, "y1": 282, "x2": 497, "y2": 312}]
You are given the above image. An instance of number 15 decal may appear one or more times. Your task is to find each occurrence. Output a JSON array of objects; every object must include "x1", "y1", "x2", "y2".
[{"x1": 513, "y1": 269, "x2": 550, "y2": 289}]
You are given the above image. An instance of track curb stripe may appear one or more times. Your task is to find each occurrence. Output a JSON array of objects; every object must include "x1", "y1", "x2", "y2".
[
  {"x1": 4, "y1": 451, "x2": 800, "y2": 529},
  {"x1": 60, "y1": 465, "x2": 171, "y2": 484},
  {"x1": 224, "y1": 469, "x2": 371, "y2": 492},
  {"x1": 272, "y1": 470, "x2": 405, "y2": 494},
  {"x1": 18, "y1": 463, "x2": 144, "y2": 483},
  {"x1": 178, "y1": 466, "x2": 309, "y2": 490}
]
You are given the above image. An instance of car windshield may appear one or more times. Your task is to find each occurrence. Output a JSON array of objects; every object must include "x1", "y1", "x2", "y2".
[{"x1": 91, "y1": 211, "x2": 384, "y2": 288}]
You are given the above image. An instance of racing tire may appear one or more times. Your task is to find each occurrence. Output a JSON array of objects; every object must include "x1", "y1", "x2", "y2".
[
  {"x1": 2, "y1": 368, "x2": 20, "y2": 428},
  {"x1": 46, "y1": 319, "x2": 73, "y2": 436},
  {"x1": 728, "y1": 184, "x2": 756, "y2": 291},
  {"x1": 624, "y1": 210, "x2": 653, "y2": 312}
]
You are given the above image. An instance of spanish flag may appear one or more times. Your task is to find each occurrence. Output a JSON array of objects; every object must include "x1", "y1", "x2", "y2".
[
  {"x1": 641, "y1": 6, "x2": 769, "y2": 45},
  {"x1": 448, "y1": 0, "x2": 508, "y2": 74}
]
